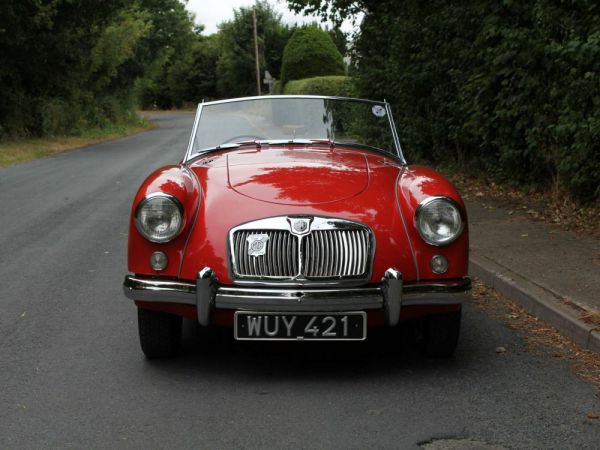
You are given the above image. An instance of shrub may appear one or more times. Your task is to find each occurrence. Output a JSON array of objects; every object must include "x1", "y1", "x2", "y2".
[
  {"x1": 271, "y1": 80, "x2": 283, "y2": 95},
  {"x1": 280, "y1": 26, "x2": 345, "y2": 85},
  {"x1": 283, "y1": 76, "x2": 356, "y2": 97},
  {"x1": 348, "y1": 0, "x2": 600, "y2": 204}
]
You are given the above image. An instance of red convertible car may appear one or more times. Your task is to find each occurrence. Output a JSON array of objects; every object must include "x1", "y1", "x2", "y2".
[{"x1": 123, "y1": 95, "x2": 470, "y2": 358}]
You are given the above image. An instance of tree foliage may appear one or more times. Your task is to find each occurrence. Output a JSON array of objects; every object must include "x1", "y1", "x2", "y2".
[
  {"x1": 215, "y1": 1, "x2": 293, "y2": 98},
  {"x1": 0, "y1": 0, "x2": 205, "y2": 136},
  {"x1": 287, "y1": 0, "x2": 600, "y2": 203},
  {"x1": 131, "y1": 1, "x2": 218, "y2": 109},
  {"x1": 286, "y1": 0, "x2": 368, "y2": 25},
  {"x1": 280, "y1": 26, "x2": 345, "y2": 85},
  {"x1": 136, "y1": 29, "x2": 221, "y2": 109},
  {"x1": 1, "y1": 1, "x2": 136, "y2": 136},
  {"x1": 326, "y1": 26, "x2": 348, "y2": 56},
  {"x1": 283, "y1": 75, "x2": 355, "y2": 97}
]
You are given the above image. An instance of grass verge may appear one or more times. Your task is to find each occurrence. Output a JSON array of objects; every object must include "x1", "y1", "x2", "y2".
[{"x1": 0, "y1": 117, "x2": 156, "y2": 168}]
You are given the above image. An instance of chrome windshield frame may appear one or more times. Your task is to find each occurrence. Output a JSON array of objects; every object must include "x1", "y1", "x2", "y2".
[{"x1": 183, "y1": 95, "x2": 406, "y2": 164}]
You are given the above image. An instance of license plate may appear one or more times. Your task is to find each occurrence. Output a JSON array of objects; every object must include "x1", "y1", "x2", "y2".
[{"x1": 234, "y1": 312, "x2": 366, "y2": 341}]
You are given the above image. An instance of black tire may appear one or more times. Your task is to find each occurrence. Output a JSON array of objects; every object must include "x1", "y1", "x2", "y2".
[
  {"x1": 138, "y1": 308, "x2": 182, "y2": 358},
  {"x1": 420, "y1": 310, "x2": 461, "y2": 357}
]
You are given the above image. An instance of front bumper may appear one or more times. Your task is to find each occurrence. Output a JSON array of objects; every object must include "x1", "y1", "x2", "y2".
[{"x1": 123, "y1": 268, "x2": 471, "y2": 327}]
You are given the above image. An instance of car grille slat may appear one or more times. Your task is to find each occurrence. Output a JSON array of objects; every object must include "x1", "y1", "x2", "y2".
[
  {"x1": 336, "y1": 231, "x2": 343, "y2": 276},
  {"x1": 284, "y1": 234, "x2": 294, "y2": 274},
  {"x1": 316, "y1": 232, "x2": 322, "y2": 275},
  {"x1": 275, "y1": 232, "x2": 282, "y2": 276},
  {"x1": 288, "y1": 232, "x2": 294, "y2": 275},
  {"x1": 231, "y1": 219, "x2": 372, "y2": 282},
  {"x1": 357, "y1": 230, "x2": 365, "y2": 274},
  {"x1": 342, "y1": 231, "x2": 352, "y2": 273},
  {"x1": 232, "y1": 230, "x2": 296, "y2": 279},
  {"x1": 301, "y1": 229, "x2": 371, "y2": 279}
]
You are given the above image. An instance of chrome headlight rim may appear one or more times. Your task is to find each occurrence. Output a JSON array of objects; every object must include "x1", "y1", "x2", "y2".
[
  {"x1": 134, "y1": 192, "x2": 184, "y2": 244},
  {"x1": 415, "y1": 196, "x2": 465, "y2": 246}
]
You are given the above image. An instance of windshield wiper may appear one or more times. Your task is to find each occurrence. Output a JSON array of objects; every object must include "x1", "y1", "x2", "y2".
[
  {"x1": 311, "y1": 139, "x2": 398, "y2": 159},
  {"x1": 282, "y1": 138, "x2": 383, "y2": 153},
  {"x1": 253, "y1": 138, "x2": 334, "y2": 147},
  {"x1": 307, "y1": 138, "x2": 388, "y2": 154},
  {"x1": 252, "y1": 138, "x2": 388, "y2": 154},
  {"x1": 228, "y1": 140, "x2": 262, "y2": 147},
  {"x1": 255, "y1": 139, "x2": 313, "y2": 146},
  {"x1": 333, "y1": 141, "x2": 385, "y2": 153},
  {"x1": 195, "y1": 140, "x2": 261, "y2": 154},
  {"x1": 308, "y1": 138, "x2": 335, "y2": 147}
]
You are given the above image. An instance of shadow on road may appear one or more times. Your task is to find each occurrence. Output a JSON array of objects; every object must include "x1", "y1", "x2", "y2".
[{"x1": 141, "y1": 319, "x2": 467, "y2": 382}]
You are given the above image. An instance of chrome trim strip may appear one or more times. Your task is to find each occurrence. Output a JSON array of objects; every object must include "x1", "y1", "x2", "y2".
[
  {"x1": 177, "y1": 166, "x2": 203, "y2": 276},
  {"x1": 198, "y1": 94, "x2": 387, "y2": 108},
  {"x1": 395, "y1": 168, "x2": 420, "y2": 280},
  {"x1": 216, "y1": 286, "x2": 383, "y2": 312},
  {"x1": 384, "y1": 102, "x2": 405, "y2": 162},
  {"x1": 381, "y1": 268, "x2": 402, "y2": 327},
  {"x1": 197, "y1": 268, "x2": 218, "y2": 326},
  {"x1": 216, "y1": 286, "x2": 383, "y2": 299},
  {"x1": 184, "y1": 103, "x2": 203, "y2": 162},
  {"x1": 125, "y1": 273, "x2": 471, "y2": 324},
  {"x1": 123, "y1": 276, "x2": 196, "y2": 304},
  {"x1": 403, "y1": 278, "x2": 471, "y2": 294}
]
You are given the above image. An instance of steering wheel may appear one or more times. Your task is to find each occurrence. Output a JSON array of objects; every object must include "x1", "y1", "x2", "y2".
[{"x1": 221, "y1": 135, "x2": 266, "y2": 144}]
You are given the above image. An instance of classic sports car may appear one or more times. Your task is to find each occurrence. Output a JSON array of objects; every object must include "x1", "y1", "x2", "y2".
[{"x1": 123, "y1": 95, "x2": 470, "y2": 358}]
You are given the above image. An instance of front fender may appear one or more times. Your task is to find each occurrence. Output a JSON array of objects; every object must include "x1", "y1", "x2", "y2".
[
  {"x1": 127, "y1": 165, "x2": 201, "y2": 278},
  {"x1": 398, "y1": 165, "x2": 469, "y2": 280}
]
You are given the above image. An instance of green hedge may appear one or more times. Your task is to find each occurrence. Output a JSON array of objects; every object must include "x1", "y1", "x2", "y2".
[
  {"x1": 280, "y1": 26, "x2": 345, "y2": 85},
  {"x1": 283, "y1": 76, "x2": 356, "y2": 97},
  {"x1": 349, "y1": 0, "x2": 600, "y2": 204}
]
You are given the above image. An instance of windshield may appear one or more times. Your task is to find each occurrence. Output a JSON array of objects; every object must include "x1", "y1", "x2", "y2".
[{"x1": 189, "y1": 96, "x2": 399, "y2": 157}]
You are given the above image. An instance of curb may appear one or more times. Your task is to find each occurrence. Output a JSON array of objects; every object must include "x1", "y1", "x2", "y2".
[{"x1": 469, "y1": 254, "x2": 600, "y2": 355}]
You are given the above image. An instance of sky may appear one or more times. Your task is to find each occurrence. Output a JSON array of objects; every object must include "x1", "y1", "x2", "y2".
[{"x1": 185, "y1": 0, "x2": 359, "y2": 35}]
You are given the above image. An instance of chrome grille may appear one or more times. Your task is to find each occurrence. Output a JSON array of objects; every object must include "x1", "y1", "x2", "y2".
[
  {"x1": 233, "y1": 230, "x2": 298, "y2": 278},
  {"x1": 229, "y1": 216, "x2": 374, "y2": 285},
  {"x1": 303, "y1": 229, "x2": 370, "y2": 279}
]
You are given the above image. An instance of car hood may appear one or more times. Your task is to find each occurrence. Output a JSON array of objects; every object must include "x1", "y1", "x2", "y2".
[
  {"x1": 227, "y1": 148, "x2": 369, "y2": 205},
  {"x1": 182, "y1": 146, "x2": 418, "y2": 283}
]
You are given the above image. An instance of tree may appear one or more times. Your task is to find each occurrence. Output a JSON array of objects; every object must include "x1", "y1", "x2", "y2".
[
  {"x1": 0, "y1": 0, "x2": 146, "y2": 136},
  {"x1": 286, "y1": 0, "x2": 369, "y2": 25},
  {"x1": 280, "y1": 26, "x2": 345, "y2": 85},
  {"x1": 0, "y1": 0, "x2": 223, "y2": 134},
  {"x1": 216, "y1": 1, "x2": 293, "y2": 98},
  {"x1": 185, "y1": 34, "x2": 220, "y2": 102},
  {"x1": 326, "y1": 26, "x2": 347, "y2": 56},
  {"x1": 134, "y1": 0, "x2": 207, "y2": 109}
]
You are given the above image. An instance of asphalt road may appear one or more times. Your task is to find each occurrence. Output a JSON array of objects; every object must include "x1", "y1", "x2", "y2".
[{"x1": 1, "y1": 113, "x2": 598, "y2": 449}]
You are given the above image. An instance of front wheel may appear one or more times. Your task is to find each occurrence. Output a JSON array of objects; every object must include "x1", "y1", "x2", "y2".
[
  {"x1": 138, "y1": 308, "x2": 182, "y2": 358},
  {"x1": 419, "y1": 310, "x2": 461, "y2": 357}
]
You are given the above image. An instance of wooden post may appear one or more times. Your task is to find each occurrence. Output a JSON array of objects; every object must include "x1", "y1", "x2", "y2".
[{"x1": 253, "y1": 9, "x2": 261, "y2": 96}]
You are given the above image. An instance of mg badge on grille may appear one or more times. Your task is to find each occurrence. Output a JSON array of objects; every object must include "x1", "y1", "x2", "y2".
[
  {"x1": 247, "y1": 234, "x2": 269, "y2": 257},
  {"x1": 290, "y1": 218, "x2": 310, "y2": 235}
]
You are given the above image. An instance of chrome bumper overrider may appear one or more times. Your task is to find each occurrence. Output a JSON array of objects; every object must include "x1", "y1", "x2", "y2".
[{"x1": 123, "y1": 268, "x2": 471, "y2": 327}]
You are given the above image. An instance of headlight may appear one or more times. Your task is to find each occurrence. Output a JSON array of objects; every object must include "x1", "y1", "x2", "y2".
[
  {"x1": 415, "y1": 196, "x2": 464, "y2": 246},
  {"x1": 135, "y1": 193, "x2": 184, "y2": 243}
]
